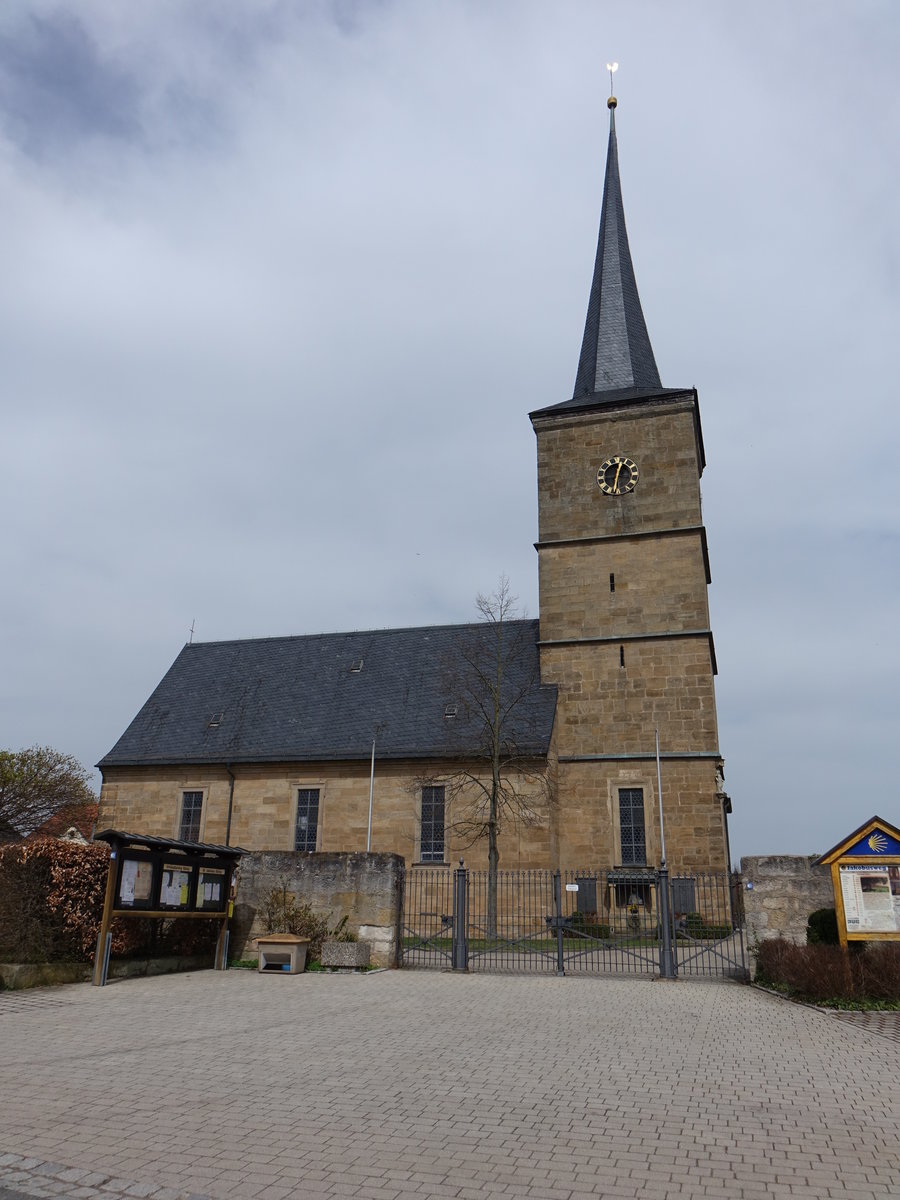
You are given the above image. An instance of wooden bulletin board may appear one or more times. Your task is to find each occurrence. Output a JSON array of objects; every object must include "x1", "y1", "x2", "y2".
[
  {"x1": 91, "y1": 829, "x2": 245, "y2": 985},
  {"x1": 816, "y1": 816, "x2": 900, "y2": 947}
]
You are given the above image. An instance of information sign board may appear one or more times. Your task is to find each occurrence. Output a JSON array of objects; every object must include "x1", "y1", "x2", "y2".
[
  {"x1": 93, "y1": 829, "x2": 244, "y2": 987},
  {"x1": 117, "y1": 855, "x2": 155, "y2": 910},
  {"x1": 159, "y1": 863, "x2": 194, "y2": 909},
  {"x1": 816, "y1": 816, "x2": 900, "y2": 946},
  {"x1": 839, "y1": 864, "x2": 900, "y2": 934},
  {"x1": 196, "y1": 866, "x2": 227, "y2": 911}
]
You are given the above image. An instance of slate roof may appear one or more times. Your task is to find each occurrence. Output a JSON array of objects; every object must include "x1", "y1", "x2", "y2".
[
  {"x1": 531, "y1": 101, "x2": 702, "y2": 428},
  {"x1": 535, "y1": 100, "x2": 666, "y2": 420},
  {"x1": 574, "y1": 100, "x2": 661, "y2": 396},
  {"x1": 99, "y1": 621, "x2": 557, "y2": 768},
  {"x1": 530, "y1": 385, "x2": 693, "y2": 421}
]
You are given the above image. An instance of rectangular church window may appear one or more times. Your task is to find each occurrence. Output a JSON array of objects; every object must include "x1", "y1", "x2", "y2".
[
  {"x1": 420, "y1": 785, "x2": 445, "y2": 863},
  {"x1": 179, "y1": 791, "x2": 203, "y2": 842},
  {"x1": 618, "y1": 787, "x2": 646, "y2": 866},
  {"x1": 295, "y1": 788, "x2": 320, "y2": 852}
]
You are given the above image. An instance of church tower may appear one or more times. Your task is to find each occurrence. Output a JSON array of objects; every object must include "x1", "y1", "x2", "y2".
[{"x1": 531, "y1": 92, "x2": 730, "y2": 873}]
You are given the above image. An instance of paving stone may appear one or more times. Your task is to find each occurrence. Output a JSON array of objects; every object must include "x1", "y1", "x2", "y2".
[{"x1": 0, "y1": 972, "x2": 899, "y2": 1199}]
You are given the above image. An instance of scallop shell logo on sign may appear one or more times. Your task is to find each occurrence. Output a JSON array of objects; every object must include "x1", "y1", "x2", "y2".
[{"x1": 867, "y1": 832, "x2": 888, "y2": 853}]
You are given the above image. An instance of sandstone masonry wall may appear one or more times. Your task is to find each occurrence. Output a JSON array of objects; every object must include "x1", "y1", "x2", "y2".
[
  {"x1": 740, "y1": 855, "x2": 834, "y2": 947},
  {"x1": 98, "y1": 759, "x2": 553, "y2": 870},
  {"x1": 532, "y1": 394, "x2": 727, "y2": 874},
  {"x1": 230, "y1": 851, "x2": 404, "y2": 967},
  {"x1": 554, "y1": 758, "x2": 727, "y2": 872},
  {"x1": 538, "y1": 533, "x2": 710, "y2": 642},
  {"x1": 534, "y1": 400, "x2": 703, "y2": 542}
]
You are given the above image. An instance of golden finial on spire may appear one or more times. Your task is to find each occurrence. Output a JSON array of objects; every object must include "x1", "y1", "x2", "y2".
[{"x1": 606, "y1": 61, "x2": 618, "y2": 109}]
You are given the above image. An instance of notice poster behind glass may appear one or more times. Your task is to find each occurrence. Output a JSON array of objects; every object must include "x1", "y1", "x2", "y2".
[
  {"x1": 840, "y1": 865, "x2": 900, "y2": 934},
  {"x1": 196, "y1": 867, "x2": 226, "y2": 911},
  {"x1": 118, "y1": 858, "x2": 154, "y2": 909},
  {"x1": 159, "y1": 863, "x2": 193, "y2": 909}
]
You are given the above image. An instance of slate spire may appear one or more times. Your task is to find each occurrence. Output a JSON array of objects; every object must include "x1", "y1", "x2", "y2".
[{"x1": 573, "y1": 95, "x2": 662, "y2": 397}]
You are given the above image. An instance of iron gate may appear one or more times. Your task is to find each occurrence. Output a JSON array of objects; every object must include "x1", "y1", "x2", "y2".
[{"x1": 401, "y1": 863, "x2": 747, "y2": 980}]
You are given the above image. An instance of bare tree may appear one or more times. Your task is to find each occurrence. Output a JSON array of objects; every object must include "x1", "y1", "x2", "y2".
[
  {"x1": 0, "y1": 746, "x2": 96, "y2": 839},
  {"x1": 432, "y1": 577, "x2": 554, "y2": 939}
]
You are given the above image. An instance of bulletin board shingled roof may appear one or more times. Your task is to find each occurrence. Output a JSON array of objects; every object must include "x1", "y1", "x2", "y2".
[{"x1": 99, "y1": 620, "x2": 557, "y2": 768}]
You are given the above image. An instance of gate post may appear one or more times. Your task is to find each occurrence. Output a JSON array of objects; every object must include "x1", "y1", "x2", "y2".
[
  {"x1": 657, "y1": 866, "x2": 677, "y2": 979},
  {"x1": 553, "y1": 871, "x2": 565, "y2": 976},
  {"x1": 452, "y1": 860, "x2": 468, "y2": 972}
]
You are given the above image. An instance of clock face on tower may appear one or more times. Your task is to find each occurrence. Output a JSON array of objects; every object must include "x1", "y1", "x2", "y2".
[{"x1": 597, "y1": 455, "x2": 639, "y2": 495}]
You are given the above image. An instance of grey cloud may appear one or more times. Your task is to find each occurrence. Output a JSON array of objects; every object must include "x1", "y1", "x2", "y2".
[
  {"x1": 0, "y1": 11, "x2": 143, "y2": 155},
  {"x1": 2, "y1": 1, "x2": 899, "y2": 860}
]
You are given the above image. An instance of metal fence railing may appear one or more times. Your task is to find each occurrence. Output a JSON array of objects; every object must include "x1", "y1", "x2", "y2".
[{"x1": 401, "y1": 864, "x2": 747, "y2": 980}]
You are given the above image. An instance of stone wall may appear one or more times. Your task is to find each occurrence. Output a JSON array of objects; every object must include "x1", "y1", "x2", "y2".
[
  {"x1": 98, "y1": 760, "x2": 552, "y2": 870},
  {"x1": 532, "y1": 395, "x2": 727, "y2": 875},
  {"x1": 229, "y1": 851, "x2": 403, "y2": 967},
  {"x1": 740, "y1": 855, "x2": 834, "y2": 947},
  {"x1": 533, "y1": 399, "x2": 703, "y2": 543},
  {"x1": 553, "y1": 758, "x2": 728, "y2": 873}
]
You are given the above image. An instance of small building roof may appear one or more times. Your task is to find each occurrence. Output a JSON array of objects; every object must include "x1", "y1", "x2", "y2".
[
  {"x1": 93, "y1": 829, "x2": 245, "y2": 859},
  {"x1": 29, "y1": 802, "x2": 99, "y2": 842},
  {"x1": 816, "y1": 815, "x2": 900, "y2": 865},
  {"x1": 99, "y1": 620, "x2": 557, "y2": 769}
]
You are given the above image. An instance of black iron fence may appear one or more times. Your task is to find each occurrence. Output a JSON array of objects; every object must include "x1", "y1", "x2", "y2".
[{"x1": 401, "y1": 863, "x2": 747, "y2": 980}]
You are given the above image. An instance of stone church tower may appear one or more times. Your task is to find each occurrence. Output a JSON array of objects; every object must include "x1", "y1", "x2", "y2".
[{"x1": 531, "y1": 95, "x2": 731, "y2": 873}]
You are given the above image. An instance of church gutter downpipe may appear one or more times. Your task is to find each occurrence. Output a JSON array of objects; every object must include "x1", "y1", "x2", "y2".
[
  {"x1": 225, "y1": 763, "x2": 236, "y2": 847},
  {"x1": 366, "y1": 737, "x2": 376, "y2": 852}
]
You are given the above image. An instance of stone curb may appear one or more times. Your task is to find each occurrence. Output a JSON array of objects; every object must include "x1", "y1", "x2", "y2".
[
  {"x1": 750, "y1": 983, "x2": 900, "y2": 1042},
  {"x1": 0, "y1": 1155, "x2": 211, "y2": 1200}
]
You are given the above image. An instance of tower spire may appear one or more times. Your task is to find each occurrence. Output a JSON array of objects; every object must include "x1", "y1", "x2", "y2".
[{"x1": 573, "y1": 85, "x2": 662, "y2": 398}]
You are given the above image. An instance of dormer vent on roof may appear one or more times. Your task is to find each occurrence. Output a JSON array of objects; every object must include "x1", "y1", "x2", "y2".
[{"x1": 349, "y1": 659, "x2": 364, "y2": 673}]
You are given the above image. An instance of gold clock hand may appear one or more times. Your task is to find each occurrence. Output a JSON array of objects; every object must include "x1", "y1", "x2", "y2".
[{"x1": 613, "y1": 462, "x2": 623, "y2": 491}]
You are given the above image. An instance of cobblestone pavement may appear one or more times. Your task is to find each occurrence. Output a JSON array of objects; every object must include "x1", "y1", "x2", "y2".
[
  {"x1": 825, "y1": 1008, "x2": 900, "y2": 1046},
  {"x1": 1, "y1": 970, "x2": 898, "y2": 1199}
]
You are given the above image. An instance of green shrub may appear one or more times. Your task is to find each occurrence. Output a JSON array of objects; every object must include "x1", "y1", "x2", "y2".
[
  {"x1": 563, "y1": 911, "x2": 610, "y2": 939},
  {"x1": 683, "y1": 912, "x2": 704, "y2": 938},
  {"x1": 680, "y1": 912, "x2": 732, "y2": 940},
  {"x1": 329, "y1": 915, "x2": 357, "y2": 943},
  {"x1": 806, "y1": 907, "x2": 839, "y2": 945}
]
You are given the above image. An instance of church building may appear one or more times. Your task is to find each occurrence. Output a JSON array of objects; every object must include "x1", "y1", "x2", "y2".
[{"x1": 97, "y1": 94, "x2": 732, "y2": 875}]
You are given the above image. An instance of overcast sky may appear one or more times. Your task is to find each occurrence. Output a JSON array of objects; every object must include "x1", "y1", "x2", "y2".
[{"x1": 1, "y1": 1, "x2": 897, "y2": 860}]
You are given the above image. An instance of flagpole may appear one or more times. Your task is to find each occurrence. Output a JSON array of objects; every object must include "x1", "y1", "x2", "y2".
[
  {"x1": 656, "y1": 727, "x2": 667, "y2": 867},
  {"x1": 655, "y1": 725, "x2": 676, "y2": 978}
]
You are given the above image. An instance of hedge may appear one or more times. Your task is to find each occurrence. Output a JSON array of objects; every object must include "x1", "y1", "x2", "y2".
[
  {"x1": 755, "y1": 937, "x2": 900, "y2": 1004},
  {"x1": 0, "y1": 839, "x2": 217, "y2": 964}
]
